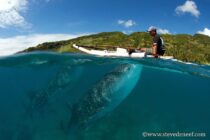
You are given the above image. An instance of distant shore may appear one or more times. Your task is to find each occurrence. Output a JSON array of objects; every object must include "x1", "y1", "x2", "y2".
[{"x1": 19, "y1": 32, "x2": 210, "y2": 65}]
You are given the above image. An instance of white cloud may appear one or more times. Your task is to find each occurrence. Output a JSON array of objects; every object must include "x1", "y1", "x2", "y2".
[
  {"x1": 118, "y1": 19, "x2": 136, "y2": 28},
  {"x1": 197, "y1": 28, "x2": 210, "y2": 37},
  {"x1": 175, "y1": 0, "x2": 200, "y2": 18},
  {"x1": 0, "y1": 0, "x2": 30, "y2": 28},
  {"x1": 147, "y1": 26, "x2": 171, "y2": 34},
  {"x1": 0, "y1": 33, "x2": 87, "y2": 56},
  {"x1": 158, "y1": 28, "x2": 171, "y2": 34}
]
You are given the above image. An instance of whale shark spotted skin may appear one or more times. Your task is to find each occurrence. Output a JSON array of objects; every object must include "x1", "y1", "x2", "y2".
[{"x1": 69, "y1": 63, "x2": 143, "y2": 129}]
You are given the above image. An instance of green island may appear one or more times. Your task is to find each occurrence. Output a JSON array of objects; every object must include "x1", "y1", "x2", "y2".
[{"x1": 19, "y1": 32, "x2": 210, "y2": 65}]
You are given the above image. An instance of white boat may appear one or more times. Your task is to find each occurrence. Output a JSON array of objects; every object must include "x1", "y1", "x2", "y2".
[{"x1": 72, "y1": 44, "x2": 173, "y2": 59}]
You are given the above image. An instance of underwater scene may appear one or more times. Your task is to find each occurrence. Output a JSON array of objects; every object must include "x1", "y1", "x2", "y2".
[{"x1": 0, "y1": 52, "x2": 210, "y2": 140}]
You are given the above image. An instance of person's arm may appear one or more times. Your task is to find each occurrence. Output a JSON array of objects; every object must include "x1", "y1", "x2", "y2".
[
  {"x1": 152, "y1": 35, "x2": 161, "y2": 57},
  {"x1": 139, "y1": 46, "x2": 157, "y2": 57},
  {"x1": 140, "y1": 48, "x2": 146, "y2": 51},
  {"x1": 152, "y1": 44, "x2": 157, "y2": 56}
]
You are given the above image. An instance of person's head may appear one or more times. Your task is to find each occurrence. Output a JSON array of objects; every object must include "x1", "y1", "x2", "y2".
[{"x1": 147, "y1": 26, "x2": 157, "y2": 36}]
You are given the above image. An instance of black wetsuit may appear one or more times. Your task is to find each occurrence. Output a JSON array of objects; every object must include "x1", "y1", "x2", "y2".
[{"x1": 153, "y1": 34, "x2": 165, "y2": 56}]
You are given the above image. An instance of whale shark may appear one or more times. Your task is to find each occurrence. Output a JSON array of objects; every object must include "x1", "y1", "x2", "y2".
[
  {"x1": 25, "y1": 65, "x2": 83, "y2": 118},
  {"x1": 68, "y1": 63, "x2": 143, "y2": 139}
]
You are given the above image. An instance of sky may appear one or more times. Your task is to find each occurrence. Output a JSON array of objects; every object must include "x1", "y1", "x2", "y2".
[{"x1": 0, "y1": 0, "x2": 210, "y2": 56}]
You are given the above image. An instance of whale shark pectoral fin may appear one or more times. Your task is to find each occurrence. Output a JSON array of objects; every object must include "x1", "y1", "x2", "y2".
[
  {"x1": 58, "y1": 120, "x2": 69, "y2": 135},
  {"x1": 66, "y1": 102, "x2": 73, "y2": 112},
  {"x1": 66, "y1": 102, "x2": 77, "y2": 125},
  {"x1": 66, "y1": 102, "x2": 79, "y2": 114}
]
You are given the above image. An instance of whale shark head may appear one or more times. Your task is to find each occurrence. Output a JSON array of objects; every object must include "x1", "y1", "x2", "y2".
[{"x1": 69, "y1": 63, "x2": 143, "y2": 130}]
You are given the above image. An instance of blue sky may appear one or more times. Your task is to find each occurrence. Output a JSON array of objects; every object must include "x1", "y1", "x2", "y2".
[{"x1": 0, "y1": 0, "x2": 210, "y2": 55}]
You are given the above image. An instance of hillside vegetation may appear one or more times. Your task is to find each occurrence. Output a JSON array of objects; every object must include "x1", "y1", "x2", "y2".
[{"x1": 20, "y1": 32, "x2": 210, "y2": 64}]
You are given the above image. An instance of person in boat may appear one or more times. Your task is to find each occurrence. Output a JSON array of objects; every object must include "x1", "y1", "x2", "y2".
[{"x1": 128, "y1": 26, "x2": 165, "y2": 57}]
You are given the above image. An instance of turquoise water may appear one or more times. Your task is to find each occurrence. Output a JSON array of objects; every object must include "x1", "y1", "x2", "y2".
[{"x1": 0, "y1": 52, "x2": 210, "y2": 140}]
